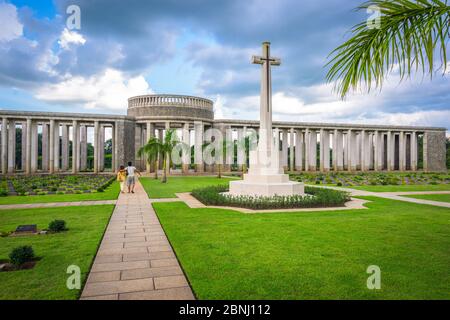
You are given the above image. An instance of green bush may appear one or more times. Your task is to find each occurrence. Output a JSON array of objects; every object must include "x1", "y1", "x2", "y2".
[
  {"x1": 191, "y1": 185, "x2": 350, "y2": 210},
  {"x1": 9, "y1": 246, "x2": 35, "y2": 266},
  {"x1": 48, "y1": 220, "x2": 67, "y2": 232},
  {"x1": 336, "y1": 182, "x2": 343, "y2": 186},
  {"x1": 0, "y1": 189, "x2": 8, "y2": 196}
]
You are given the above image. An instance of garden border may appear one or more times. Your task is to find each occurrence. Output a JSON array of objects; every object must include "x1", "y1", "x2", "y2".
[{"x1": 175, "y1": 193, "x2": 370, "y2": 213}]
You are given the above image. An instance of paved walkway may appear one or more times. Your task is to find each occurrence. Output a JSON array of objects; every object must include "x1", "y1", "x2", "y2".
[
  {"x1": 80, "y1": 180, "x2": 194, "y2": 300},
  {"x1": 319, "y1": 186, "x2": 450, "y2": 208},
  {"x1": 0, "y1": 200, "x2": 117, "y2": 210}
]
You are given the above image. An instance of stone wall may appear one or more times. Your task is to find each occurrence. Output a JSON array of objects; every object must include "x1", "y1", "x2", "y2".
[
  {"x1": 423, "y1": 131, "x2": 447, "y2": 172},
  {"x1": 116, "y1": 119, "x2": 136, "y2": 168}
]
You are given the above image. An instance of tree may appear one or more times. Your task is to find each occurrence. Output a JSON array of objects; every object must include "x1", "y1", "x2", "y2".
[
  {"x1": 137, "y1": 129, "x2": 179, "y2": 183},
  {"x1": 326, "y1": 0, "x2": 449, "y2": 98}
]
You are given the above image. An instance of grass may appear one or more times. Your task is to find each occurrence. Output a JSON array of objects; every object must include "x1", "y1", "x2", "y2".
[
  {"x1": 403, "y1": 194, "x2": 450, "y2": 203},
  {"x1": 140, "y1": 176, "x2": 238, "y2": 198},
  {"x1": 345, "y1": 184, "x2": 450, "y2": 192},
  {"x1": 0, "y1": 205, "x2": 114, "y2": 299},
  {"x1": 153, "y1": 198, "x2": 450, "y2": 299},
  {"x1": 0, "y1": 182, "x2": 120, "y2": 205}
]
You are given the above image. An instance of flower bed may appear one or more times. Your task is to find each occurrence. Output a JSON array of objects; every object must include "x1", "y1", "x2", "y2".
[
  {"x1": 289, "y1": 172, "x2": 450, "y2": 187},
  {"x1": 0, "y1": 175, "x2": 115, "y2": 196},
  {"x1": 191, "y1": 185, "x2": 350, "y2": 210}
]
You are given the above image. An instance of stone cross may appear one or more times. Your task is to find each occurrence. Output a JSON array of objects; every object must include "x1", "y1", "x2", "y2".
[{"x1": 252, "y1": 41, "x2": 280, "y2": 150}]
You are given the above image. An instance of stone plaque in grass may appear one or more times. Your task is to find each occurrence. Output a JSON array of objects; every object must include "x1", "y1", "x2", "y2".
[{"x1": 12, "y1": 225, "x2": 38, "y2": 236}]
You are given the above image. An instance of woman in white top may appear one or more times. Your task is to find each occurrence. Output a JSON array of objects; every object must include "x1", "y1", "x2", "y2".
[{"x1": 126, "y1": 162, "x2": 141, "y2": 193}]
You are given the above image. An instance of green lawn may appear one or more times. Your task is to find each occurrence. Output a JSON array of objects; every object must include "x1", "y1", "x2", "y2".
[
  {"x1": 141, "y1": 176, "x2": 238, "y2": 198},
  {"x1": 0, "y1": 205, "x2": 114, "y2": 299},
  {"x1": 403, "y1": 193, "x2": 450, "y2": 203},
  {"x1": 0, "y1": 182, "x2": 120, "y2": 205},
  {"x1": 154, "y1": 198, "x2": 450, "y2": 299},
  {"x1": 345, "y1": 184, "x2": 450, "y2": 192}
]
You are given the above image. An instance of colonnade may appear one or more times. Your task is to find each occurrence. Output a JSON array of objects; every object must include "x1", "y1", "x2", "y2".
[
  {"x1": 135, "y1": 121, "x2": 429, "y2": 173},
  {"x1": 0, "y1": 117, "x2": 118, "y2": 174}
]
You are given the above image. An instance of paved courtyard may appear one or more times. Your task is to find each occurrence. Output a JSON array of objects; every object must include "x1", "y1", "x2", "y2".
[{"x1": 80, "y1": 181, "x2": 194, "y2": 300}]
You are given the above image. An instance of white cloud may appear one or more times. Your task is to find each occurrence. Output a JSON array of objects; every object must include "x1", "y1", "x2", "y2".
[
  {"x1": 34, "y1": 68, "x2": 152, "y2": 110},
  {"x1": 0, "y1": 3, "x2": 23, "y2": 42},
  {"x1": 58, "y1": 28, "x2": 86, "y2": 50}
]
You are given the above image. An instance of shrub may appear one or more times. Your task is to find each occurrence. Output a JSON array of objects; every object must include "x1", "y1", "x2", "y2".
[
  {"x1": 9, "y1": 246, "x2": 35, "y2": 266},
  {"x1": 336, "y1": 182, "x2": 343, "y2": 186},
  {"x1": 48, "y1": 220, "x2": 67, "y2": 232},
  {"x1": 191, "y1": 185, "x2": 350, "y2": 210},
  {"x1": 0, "y1": 189, "x2": 8, "y2": 196}
]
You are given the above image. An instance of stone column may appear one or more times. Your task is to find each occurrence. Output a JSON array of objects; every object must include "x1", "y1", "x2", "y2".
[
  {"x1": 237, "y1": 127, "x2": 246, "y2": 171},
  {"x1": 99, "y1": 126, "x2": 105, "y2": 171},
  {"x1": 93, "y1": 121, "x2": 99, "y2": 173},
  {"x1": 358, "y1": 133, "x2": 363, "y2": 170},
  {"x1": 281, "y1": 129, "x2": 288, "y2": 170},
  {"x1": 165, "y1": 122, "x2": 171, "y2": 172},
  {"x1": 158, "y1": 128, "x2": 164, "y2": 170},
  {"x1": 7, "y1": 120, "x2": 16, "y2": 173},
  {"x1": 182, "y1": 122, "x2": 190, "y2": 174},
  {"x1": 54, "y1": 122, "x2": 60, "y2": 172},
  {"x1": 304, "y1": 128, "x2": 310, "y2": 171},
  {"x1": 146, "y1": 122, "x2": 155, "y2": 173},
  {"x1": 289, "y1": 128, "x2": 295, "y2": 171},
  {"x1": 72, "y1": 120, "x2": 78, "y2": 174},
  {"x1": 360, "y1": 130, "x2": 369, "y2": 171},
  {"x1": 223, "y1": 125, "x2": 233, "y2": 172},
  {"x1": 423, "y1": 130, "x2": 446, "y2": 172},
  {"x1": 320, "y1": 129, "x2": 330, "y2": 172},
  {"x1": 21, "y1": 122, "x2": 27, "y2": 171},
  {"x1": 41, "y1": 123, "x2": 49, "y2": 171},
  {"x1": 333, "y1": 129, "x2": 343, "y2": 171},
  {"x1": 112, "y1": 123, "x2": 117, "y2": 172},
  {"x1": 309, "y1": 130, "x2": 317, "y2": 171},
  {"x1": 368, "y1": 133, "x2": 374, "y2": 170},
  {"x1": 49, "y1": 120, "x2": 55, "y2": 173},
  {"x1": 25, "y1": 119, "x2": 32, "y2": 174},
  {"x1": 387, "y1": 131, "x2": 395, "y2": 171},
  {"x1": 0, "y1": 118, "x2": 6, "y2": 174},
  {"x1": 373, "y1": 131, "x2": 383, "y2": 171},
  {"x1": 194, "y1": 121, "x2": 204, "y2": 173},
  {"x1": 347, "y1": 129, "x2": 356, "y2": 172},
  {"x1": 80, "y1": 125, "x2": 87, "y2": 171},
  {"x1": 61, "y1": 125, "x2": 69, "y2": 171},
  {"x1": 31, "y1": 122, "x2": 38, "y2": 173},
  {"x1": 399, "y1": 131, "x2": 406, "y2": 171},
  {"x1": 343, "y1": 132, "x2": 348, "y2": 170},
  {"x1": 294, "y1": 129, "x2": 303, "y2": 171},
  {"x1": 410, "y1": 131, "x2": 417, "y2": 171}
]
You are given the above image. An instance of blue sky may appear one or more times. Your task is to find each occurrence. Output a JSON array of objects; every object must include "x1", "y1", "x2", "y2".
[{"x1": 0, "y1": 0, "x2": 449, "y2": 132}]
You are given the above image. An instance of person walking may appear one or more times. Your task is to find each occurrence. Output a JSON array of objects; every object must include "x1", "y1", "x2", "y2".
[
  {"x1": 116, "y1": 165, "x2": 127, "y2": 193},
  {"x1": 126, "y1": 161, "x2": 141, "y2": 193}
]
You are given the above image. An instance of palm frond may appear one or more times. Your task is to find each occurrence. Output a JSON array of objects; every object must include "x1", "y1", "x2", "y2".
[{"x1": 326, "y1": 0, "x2": 450, "y2": 98}]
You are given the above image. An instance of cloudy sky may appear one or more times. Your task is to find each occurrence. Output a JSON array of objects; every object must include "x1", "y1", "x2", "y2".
[{"x1": 0, "y1": 0, "x2": 449, "y2": 132}]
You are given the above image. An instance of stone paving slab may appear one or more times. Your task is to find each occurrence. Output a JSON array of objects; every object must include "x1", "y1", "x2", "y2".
[
  {"x1": 80, "y1": 180, "x2": 194, "y2": 300},
  {"x1": 0, "y1": 200, "x2": 117, "y2": 210}
]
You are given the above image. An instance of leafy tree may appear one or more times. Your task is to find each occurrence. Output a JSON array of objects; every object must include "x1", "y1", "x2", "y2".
[
  {"x1": 327, "y1": 0, "x2": 450, "y2": 98},
  {"x1": 138, "y1": 129, "x2": 179, "y2": 183}
]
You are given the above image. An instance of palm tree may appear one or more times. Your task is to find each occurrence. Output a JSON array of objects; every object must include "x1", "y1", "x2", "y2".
[
  {"x1": 326, "y1": 0, "x2": 449, "y2": 98},
  {"x1": 137, "y1": 137, "x2": 160, "y2": 180},
  {"x1": 138, "y1": 129, "x2": 179, "y2": 183}
]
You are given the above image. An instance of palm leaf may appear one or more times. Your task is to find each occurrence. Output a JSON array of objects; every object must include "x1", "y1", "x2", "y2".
[{"x1": 326, "y1": 0, "x2": 450, "y2": 98}]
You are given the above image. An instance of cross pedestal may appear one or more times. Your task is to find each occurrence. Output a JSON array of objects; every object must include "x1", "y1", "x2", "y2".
[{"x1": 229, "y1": 42, "x2": 304, "y2": 197}]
